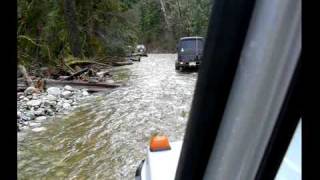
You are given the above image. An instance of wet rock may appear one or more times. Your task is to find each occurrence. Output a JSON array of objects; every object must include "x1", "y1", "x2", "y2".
[
  {"x1": 40, "y1": 103, "x2": 46, "y2": 108},
  {"x1": 31, "y1": 127, "x2": 46, "y2": 132},
  {"x1": 27, "y1": 100, "x2": 42, "y2": 107},
  {"x1": 17, "y1": 111, "x2": 22, "y2": 118},
  {"x1": 18, "y1": 95, "x2": 25, "y2": 100},
  {"x1": 57, "y1": 101, "x2": 64, "y2": 107},
  {"x1": 82, "y1": 90, "x2": 89, "y2": 96},
  {"x1": 29, "y1": 122, "x2": 41, "y2": 127},
  {"x1": 45, "y1": 109, "x2": 54, "y2": 116},
  {"x1": 46, "y1": 94, "x2": 57, "y2": 101},
  {"x1": 34, "y1": 108, "x2": 45, "y2": 116},
  {"x1": 62, "y1": 91, "x2": 72, "y2": 98},
  {"x1": 42, "y1": 100, "x2": 50, "y2": 107},
  {"x1": 64, "y1": 99, "x2": 72, "y2": 104},
  {"x1": 18, "y1": 84, "x2": 94, "y2": 133},
  {"x1": 21, "y1": 126, "x2": 30, "y2": 131},
  {"x1": 21, "y1": 113, "x2": 33, "y2": 121},
  {"x1": 64, "y1": 85, "x2": 74, "y2": 91},
  {"x1": 35, "y1": 116, "x2": 47, "y2": 121},
  {"x1": 62, "y1": 103, "x2": 71, "y2": 109},
  {"x1": 24, "y1": 87, "x2": 38, "y2": 95},
  {"x1": 47, "y1": 87, "x2": 61, "y2": 97}
]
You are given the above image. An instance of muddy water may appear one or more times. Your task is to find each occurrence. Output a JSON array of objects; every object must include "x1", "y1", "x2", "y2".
[{"x1": 18, "y1": 54, "x2": 198, "y2": 180}]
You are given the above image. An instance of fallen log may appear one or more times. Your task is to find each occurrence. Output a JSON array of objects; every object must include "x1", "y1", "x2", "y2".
[
  {"x1": 67, "y1": 60, "x2": 110, "y2": 67},
  {"x1": 96, "y1": 70, "x2": 110, "y2": 78},
  {"x1": 63, "y1": 67, "x2": 89, "y2": 80},
  {"x1": 17, "y1": 78, "x2": 121, "y2": 92},
  {"x1": 130, "y1": 56, "x2": 141, "y2": 62},
  {"x1": 58, "y1": 76, "x2": 69, "y2": 80},
  {"x1": 132, "y1": 52, "x2": 148, "y2": 57},
  {"x1": 112, "y1": 61, "x2": 133, "y2": 66},
  {"x1": 44, "y1": 79, "x2": 121, "y2": 89}
]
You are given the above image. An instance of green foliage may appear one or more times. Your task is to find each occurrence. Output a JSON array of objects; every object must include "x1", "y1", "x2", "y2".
[
  {"x1": 138, "y1": 0, "x2": 213, "y2": 51},
  {"x1": 18, "y1": 0, "x2": 141, "y2": 68},
  {"x1": 17, "y1": 0, "x2": 212, "y2": 68}
]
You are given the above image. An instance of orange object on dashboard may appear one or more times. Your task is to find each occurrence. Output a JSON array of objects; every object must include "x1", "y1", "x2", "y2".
[{"x1": 150, "y1": 135, "x2": 171, "y2": 152}]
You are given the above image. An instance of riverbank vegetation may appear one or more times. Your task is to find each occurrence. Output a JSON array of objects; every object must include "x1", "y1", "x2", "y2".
[{"x1": 18, "y1": 0, "x2": 213, "y2": 70}]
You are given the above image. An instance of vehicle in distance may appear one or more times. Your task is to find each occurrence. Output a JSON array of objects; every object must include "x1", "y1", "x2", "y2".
[
  {"x1": 175, "y1": 36, "x2": 204, "y2": 71},
  {"x1": 135, "y1": 44, "x2": 148, "y2": 56}
]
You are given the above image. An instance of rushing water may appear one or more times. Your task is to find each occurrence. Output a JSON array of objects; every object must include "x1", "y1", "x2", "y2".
[{"x1": 18, "y1": 54, "x2": 198, "y2": 180}]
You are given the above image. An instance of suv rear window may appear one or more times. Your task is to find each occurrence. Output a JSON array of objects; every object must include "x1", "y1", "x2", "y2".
[{"x1": 180, "y1": 39, "x2": 204, "y2": 54}]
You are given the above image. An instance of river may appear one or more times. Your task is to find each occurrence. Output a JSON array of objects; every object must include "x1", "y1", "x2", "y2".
[{"x1": 18, "y1": 54, "x2": 198, "y2": 180}]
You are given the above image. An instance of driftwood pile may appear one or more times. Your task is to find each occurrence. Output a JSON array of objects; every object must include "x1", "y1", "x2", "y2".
[
  {"x1": 18, "y1": 62, "x2": 119, "y2": 93},
  {"x1": 17, "y1": 53, "x2": 144, "y2": 93}
]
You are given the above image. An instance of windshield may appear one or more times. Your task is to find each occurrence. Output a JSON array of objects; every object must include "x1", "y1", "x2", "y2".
[
  {"x1": 179, "y1": 39, "x2": 204, "y2": 55},
  {"x1": 137, "y1": 45, "x2": 145, "y2": 49}
]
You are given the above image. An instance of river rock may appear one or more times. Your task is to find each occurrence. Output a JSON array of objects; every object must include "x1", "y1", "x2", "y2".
[
  {"x1": 23, "y1": 97, "x2": 29, "y2": 101},
  {"x1": 17, "y1": 111, "x2": 22, "y2": 118},
  {"x1": 34, "y1": 108, "x2": 45, "y2": 116},
  {"x1": 24, "y1": 87, "x2": 38, "y2": 95},
  {"x1": 18, "y1": 95, "x2": 25, "y2": 100},
  {"x1": 46, "y1": 94, "x2": 57, "y2": 101},
  {"x1": 62, "y1": 103, "x2": 71, "y2": 109},
  {"x1": 47, "y1": 87, "x2": 61, "y2": 97},
  {"x1": 22, "y1": 111, "x2": 35, "y2": 121},
  {"x1": 45, "y1": 109, "x2": 54, "y2": 116},
  {"x1": 35, "y1": 116, "x2": 47, "y2": 121},
  {"x1": 21, "y1": 126, "x2": 29, "y2": 131},
  {"x1": 32, "y1": 127, "x2": 47, "y2": 132},
  {"x1": 40, "y1": 103, "x2": 46, "y2": 108},
  {"x1": 62, "y1": 91, "x2": 72, "y2": 98},
  {"x1": 82, "y1": 90, "x2": 89, "y2": 96},
  {"x1": 29, "y1": 122, "x2": 41, "y2": 127},
  {"x1": 27, "y1": 100, "x2": 42, "y2": 107},
  {"x1": 64, "y1": 85, "x2": 74, "y2": 91},
  {"x1": 42, "y1": 100, "x2": 55, "y2": 107},
  {"x1": 64, "y1": 99, "x2": 73, "y2": 104},
  {"x1": 57, "y1": 101, "x2": 64, "y2": 107}
]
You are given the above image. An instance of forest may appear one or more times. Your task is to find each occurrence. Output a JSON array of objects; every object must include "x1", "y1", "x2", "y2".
[{"x1": 18, "y1": 0, "x2": 213, "y2": 70}]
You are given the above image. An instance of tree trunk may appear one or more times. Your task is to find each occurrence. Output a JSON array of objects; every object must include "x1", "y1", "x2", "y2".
[
  {"x1": 63, "y1": 0, "x2": 81, "y2": 57},
  {"x1": 159, "y1": 0, "x2": 170, "y2": 30}
]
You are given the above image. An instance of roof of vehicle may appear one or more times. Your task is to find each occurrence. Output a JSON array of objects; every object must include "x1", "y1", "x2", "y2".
[{"x1": 180, "y1": 36, "x2": 204, "y2": 41}]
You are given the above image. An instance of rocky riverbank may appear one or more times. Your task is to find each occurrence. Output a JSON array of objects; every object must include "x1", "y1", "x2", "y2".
[{"x1": 17, "y1": 85, "x2": 93, "y2": 132}]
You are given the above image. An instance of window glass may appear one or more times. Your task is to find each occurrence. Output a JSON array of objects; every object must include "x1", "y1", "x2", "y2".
[{"x1": 180, "y1": 39, "x2": 204, "y2": 54}]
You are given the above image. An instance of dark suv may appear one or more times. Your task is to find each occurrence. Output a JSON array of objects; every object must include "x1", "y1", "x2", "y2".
[{"x1": 175, "y1": 37, "x2": 204, "y2": 71}]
